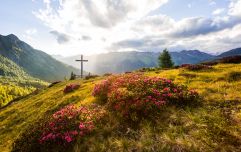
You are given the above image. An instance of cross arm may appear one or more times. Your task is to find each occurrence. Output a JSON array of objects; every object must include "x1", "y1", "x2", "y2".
[{"x1": 75, "y1": 60, "x2": 88, "y2": 62}]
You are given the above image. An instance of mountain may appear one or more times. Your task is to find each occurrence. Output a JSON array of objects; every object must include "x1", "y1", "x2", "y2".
[
  {"x1": 218, "y1": 48, "x2": 241, "y2": 57},
  {"x1": 0, "y1": 34, "x2": 80, "y2": 81},
  {"x1": 170, "y1": 50, "x2": 215, "y2": 65},
  {"x1": 56, "y1": 50, "x2": 215, "y2": 74}
]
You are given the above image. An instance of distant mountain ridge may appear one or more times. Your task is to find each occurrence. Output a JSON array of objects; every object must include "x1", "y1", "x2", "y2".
[
  {"x1": 170, "y1": 50, "x2": 215, "y2": 65},
  {"x1": 0, "y1": 34, "x2": 80, "y2": 81},
  {"x1": 218, "y1": 48, "x2": 241, "y2": 57},
  {"x1": 55, "y1": 50, "x2": 215, "y2": 74},
  {"x1": 54, "y1": 48, "x2": 241, "y2": 75}
]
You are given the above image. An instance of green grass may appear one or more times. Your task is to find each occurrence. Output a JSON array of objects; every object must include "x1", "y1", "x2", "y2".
[{"x1": 1, "y1": 64, "x2": 241, "y2": 151}]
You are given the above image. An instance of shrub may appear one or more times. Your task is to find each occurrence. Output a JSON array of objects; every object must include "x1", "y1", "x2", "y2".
[
  {"x1": 103, "y1": 73, "x2": 112, "y2": 77},
  {"x1": 13, "y1": 104, "x2": 106, "y2": 151},
  {"x1": 179, "y1": 73, "x2": 197, "y2": 78},
  {"x1": 227, "y1": 71, "x2": 241, "y2": 82},
  {"x1": 92, "y1": 74, "x2": 199, "y2": 122},
  {"x1": 63, "y1": 84, "x2": 80, "y2": 93},
  {"x1": 138, "y1": 67, "x2": 156, "y2": 72},
  {"x1": 92, "y1": 79, "x2": 112, "y2": 102},
  {"x1": 180, "y1": 64, "x2": 192, "y2": 68},
  {"x1": 182, "y1": 64, "x2": 212, "y2": 71},
  {"x1": 85, "y1": 75, "x2": 99, "y2": 80},
  {"x1": 39, "y1": 105, "x2": 95, "y2": 144}
]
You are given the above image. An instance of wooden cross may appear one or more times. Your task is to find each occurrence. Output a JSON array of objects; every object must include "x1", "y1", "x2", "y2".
[{"x1": 75, "y1": 55, "x2": 88, "y2": 78}]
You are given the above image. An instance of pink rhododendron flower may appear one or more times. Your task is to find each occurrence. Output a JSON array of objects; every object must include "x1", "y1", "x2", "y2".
[
  {"x1": 65, "y1": 135, "x2": 72, "y2": 143},
  {"x1": 92, "y1": 73, "x2": 199, "y2": 121}
]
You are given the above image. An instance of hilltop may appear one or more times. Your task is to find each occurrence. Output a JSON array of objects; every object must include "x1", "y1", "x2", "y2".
[{"x1": 1, "y1": 62, "x2": 241, "y2": 152}]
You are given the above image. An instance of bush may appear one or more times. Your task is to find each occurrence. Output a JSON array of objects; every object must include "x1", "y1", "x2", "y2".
[
  {"x1": 138, "y1": 67, "x2": 156, "y2": 72},
  {"x1": 182, "y1": 64, "x2": 212, "y2": 71},
  {"x1": 92, "y1": 74, "x2": 199, "y2": 122},
  {"x1": 40, "y1": 105, "x2": 94, "y2": 144},
  {"x1": 103, "y1": 73, "x2": 112, "y2": 77},
  {"x1": 92, "y1": 79, "x2": 111, "y2": 102},
  {"x1": 179, "y1": 73, "x2": 197, "y2": 78},
  {"x1": 12, "y1": 104, "x2": 106, "y2": 152},
  {"x1": 227, "y1": 71, "x2": 241, "y2": 82},
  {"x1": 85, "y1": 75, "x2": 99, "y2": 80},
  {"x1": 63, "y1": 84, "x2": 80, "y2": 93}
]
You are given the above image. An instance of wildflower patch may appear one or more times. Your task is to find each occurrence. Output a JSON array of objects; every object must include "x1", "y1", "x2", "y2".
[
  {"x1": 93, "y1": 74, "x2": 199, "y2": 121},
  {"x1": 39, "y1": 104, "x2": 105, "y2": 145},
  {"x1": 63, "y1": 84, "x2": 80, "y2": 93}
]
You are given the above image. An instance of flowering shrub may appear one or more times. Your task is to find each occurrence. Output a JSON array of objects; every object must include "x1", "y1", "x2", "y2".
[
  {"x1": 181, "y1": 64, "x2": 212, "y2": 71},
  {"x1": 93, "y1": 74, "x2": 199, "y2": 121},
  {"x1": 92, "y1": 79, "x2": 112, "y2": 102},
  {"x1": 39, "y1": 104, "x2": 105, "y2": 145},
  {"x1": 85, "y1": 74, "x2": 99, "y2": 80},
  {"x1": 180, "y1": 64, "x2": 192, "y2": 68},
  {"x1": 12, "y1": 104, "x2": 105, "y2": 151},
  {"x1": 63, "y1": 84, "x2": 80, "y2": 93}
]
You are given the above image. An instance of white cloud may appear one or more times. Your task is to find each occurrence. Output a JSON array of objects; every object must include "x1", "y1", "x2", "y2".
[
  {"x1": 132, "y1": 14, "x2": 175, "y2": 36},
  {"x1": 229, "y1": 0, "x2": 241, "y2": 17},
  {"x1": 33, "y1": 0, "x2": 241, "y2": 55},
  {"x1": 34, "y1": 0, "x2": 168, "y2": 55},
  {"x1": 212, "y1": 8, "x2": 225, "y2": 15},
  {"x1": 188, "y1": 4, "x2": 192, "y2": 8}
]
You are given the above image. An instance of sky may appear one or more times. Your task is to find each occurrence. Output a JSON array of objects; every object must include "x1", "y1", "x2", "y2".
[{"x1": 0, "y1": 0, "x2": 241, "y2": 56}]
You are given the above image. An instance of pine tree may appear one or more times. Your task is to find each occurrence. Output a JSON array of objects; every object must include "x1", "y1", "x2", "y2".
[
  {"x1": 70, "y1": 72, "x2": 76, "y2": 80},
  {"x1": 158, "y1": 49, "x2": 174, "y2": 68}
]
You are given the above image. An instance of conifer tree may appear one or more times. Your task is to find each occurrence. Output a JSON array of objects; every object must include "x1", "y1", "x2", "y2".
[
  {"x1": 158, "y1": 49, "x2": 174, "y2": 68},
  {"x1": 70, "y1": 72, "x2": 76, "y2": 80}
]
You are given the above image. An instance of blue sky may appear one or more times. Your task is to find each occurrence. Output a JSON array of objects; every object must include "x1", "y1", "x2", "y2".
[{"x1": 0, "y1": 0, "x2": 241, "y2": 56}]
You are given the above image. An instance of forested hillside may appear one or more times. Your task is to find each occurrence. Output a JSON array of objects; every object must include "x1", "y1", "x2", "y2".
[{"x1": 0, "y1": 55, "x2": 48, "y2": 107}]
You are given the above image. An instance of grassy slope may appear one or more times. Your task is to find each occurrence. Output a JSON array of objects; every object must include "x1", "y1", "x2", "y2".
[{"x1": 0, "y1": 64, "x2": 241, "y2": 151}]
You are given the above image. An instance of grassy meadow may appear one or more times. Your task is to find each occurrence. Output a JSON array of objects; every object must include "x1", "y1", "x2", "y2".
[{"x1": 0, "y1": 63, "x2": 241, "y2": 152}]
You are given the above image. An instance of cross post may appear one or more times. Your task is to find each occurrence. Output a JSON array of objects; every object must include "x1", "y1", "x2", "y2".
[{"x1": 75, "y1": 55, "x2": 88, "y2": 78}]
